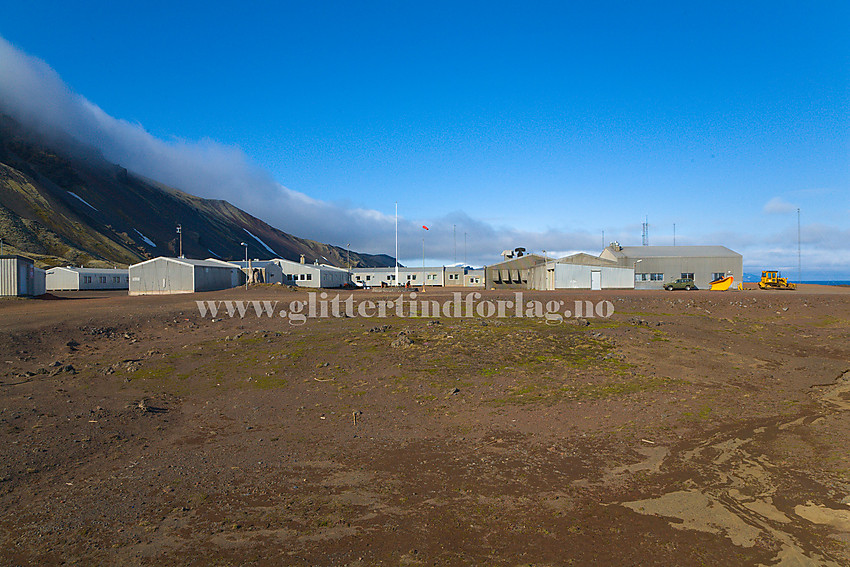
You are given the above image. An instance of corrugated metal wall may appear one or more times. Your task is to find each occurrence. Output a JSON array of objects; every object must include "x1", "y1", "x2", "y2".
[
  {"x1": 0, "y1": 257, "x2": 37, "y2": 296},
  {"x1": 554, "y1": 265, "x2": 634, "y2": 289},
  {"x1": 194, "y1": 265, "x2": 240, "y2": 292},
  {"x1": 130, "y1": 259, "x2": 195, "y2": 295},
  {"x1": 46, "y1": 268, "x2": 80, "y2": 291},
  {"x1": 0, "y1": 257, "x2": 19, "y2": 296},
  {"x1": 33, "y1": 268, "x2": 46, "y2": 296}
]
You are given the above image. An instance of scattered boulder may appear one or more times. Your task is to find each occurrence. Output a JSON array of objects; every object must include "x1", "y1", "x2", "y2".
[{"x1": 391, "y1": 335, "x2": 413, "y2": 348}]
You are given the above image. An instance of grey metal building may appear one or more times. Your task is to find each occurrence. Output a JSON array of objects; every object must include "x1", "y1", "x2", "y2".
[
  {"x1": 529, "y1": 253, "x2": 635, "y2": 290},
  {"x1": 485, "y1": 254, "x2": 547, "y2": 289},
  {"x1": 46, "y1": 267, "x2": 129, "y2": 291},
  {"x1": 271, "y1": 258, "x2": 351, "y2": 288},
  {"x1": 600, "y1": 244, "x2": 743, "y2": 290},
  {"x1": 0, "y1": 255, "x2": 45, "y2": 297},
  {"x1": 129, "y1": 257, "x2": 242, "y2": 295}
]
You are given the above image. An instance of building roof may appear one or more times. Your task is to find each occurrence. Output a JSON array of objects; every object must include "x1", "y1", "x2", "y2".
[
  {"x1": 131, "y1": 257, "x2": 239, "y2": 269},
  {"x1": 351, "y1": 266, "x2": 441, "y2": 273},
  {"x1": 48, "y1": 266, "x2": 128, "y2": 274},
  {"x1": 485, "y1": 254, "x2": 546, "y2": 271},
  {"x1": 0, "y1": 255, "x2": 34, "y2": 263},
  {"x1": 231, "y1": 260, "x2": 278, "y2": 269},
  {"x1": 603, "y1": 245, "x2": 741, "y2": 259},
  {"x1": 557, "y1": 253, "x2": 619, "y2": 267}
]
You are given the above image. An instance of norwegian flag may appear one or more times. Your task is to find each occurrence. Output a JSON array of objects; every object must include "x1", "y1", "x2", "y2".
[{"x1": 422, "y1": 225, "x2": 429, "y2": 230}]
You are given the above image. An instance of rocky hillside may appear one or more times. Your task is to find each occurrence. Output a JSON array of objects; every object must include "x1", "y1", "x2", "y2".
[{"x1": 0, "y1": 115, "x2": 395, "y2": 269}]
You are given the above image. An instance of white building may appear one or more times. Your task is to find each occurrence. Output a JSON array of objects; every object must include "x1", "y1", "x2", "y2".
[
  {"x1": 271, "y1": 258, "x2": 351, "y2": 288},
  {"x1": 46, "y1": 267, "x2": 129, "y2": 291},
  {"x1": 350, "y1": 266, "x2": 445, "y2": 287}
]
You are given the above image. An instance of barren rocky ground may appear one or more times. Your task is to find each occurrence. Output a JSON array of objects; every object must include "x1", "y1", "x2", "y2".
[{"x1": 1, "y1": 286, "x2": 849, "y2": 566}]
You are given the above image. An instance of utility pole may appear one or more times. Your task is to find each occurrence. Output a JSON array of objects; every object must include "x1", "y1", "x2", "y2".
[{"x1": 176, "y1": 224, "x2": 182, "y2": 257}]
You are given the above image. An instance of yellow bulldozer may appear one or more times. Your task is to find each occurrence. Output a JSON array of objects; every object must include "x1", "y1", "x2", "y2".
[{"x1": 758, "y1": 270, "x2": 797, "y2": 290}]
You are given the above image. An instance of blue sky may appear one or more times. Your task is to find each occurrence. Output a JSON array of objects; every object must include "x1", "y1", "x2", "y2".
[{"x1": 0, "y1": 1, "x2": 848, "y2": 276}]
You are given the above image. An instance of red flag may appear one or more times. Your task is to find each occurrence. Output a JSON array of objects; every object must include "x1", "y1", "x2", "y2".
[{"x1": 422, "y1": 225, "x2": 429, "y2": 230}]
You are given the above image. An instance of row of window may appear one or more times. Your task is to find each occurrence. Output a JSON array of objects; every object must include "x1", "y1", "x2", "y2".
[
  {"x1": 285, "y1": 273, "x2": 312, "y2": 281},
  {"x1": 635, "y1": 272, "x2": 727, "y2": 282},
  {"x1": 635, "y1": 273, "x2": 665, "y2": 281},
  {"x1": 82, "y1": 276, "x2": 128, "y2": 284},
  {"x1": 353, "y1": 273, "x2": 440, "y2": 282}
]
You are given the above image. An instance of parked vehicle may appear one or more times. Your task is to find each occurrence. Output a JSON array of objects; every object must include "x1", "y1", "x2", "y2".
[{"x1": 665, "y1": 278, "x2": 697, "y2": 291}]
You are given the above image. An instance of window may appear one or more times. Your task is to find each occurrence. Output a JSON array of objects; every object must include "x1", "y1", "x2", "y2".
[
  {"x1": 99, "y1": 276, "x2": 107, "y2": 283},
  {"x1": 300, "y1": 274, "x2": 305, "y2": 280},
  {"x1": 355, "y1": 275, "x2": 362, "y2": 281},
  {"x1": 650, "y1": 273, "x2": 664, "y2": 281},
  {"x1": 366, "y1": 275, "x2": 371, "y2": 281},
  {"x1": 635, "y1": 273, "x2": 648, "y2": 282},
  {"x1": 306, "y1": 274, "x2": 312, "y2": 280},
  {"x1": 681, "y1": 273, "x2": 694, "y2": 280},
  {"x1": 712, "y1": 272, "x2": 726, "y2": 281},
  {"x1": 84, "y1": 276, "x2": 92, "y2": 284},
  {"x1": 112, "y1": 276, "x2": 120, "y2": 283}
]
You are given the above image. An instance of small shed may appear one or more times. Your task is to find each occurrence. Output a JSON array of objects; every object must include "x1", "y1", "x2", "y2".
[
  {"x1": 46, "y1": 267, "x2": 129, "y2": 291},
  {"x1": 129, "y1": 257, "x2": 241, "y2": 295},
  {"x1": 0, "y1": 255, "x2": 45, "y2": 297}
]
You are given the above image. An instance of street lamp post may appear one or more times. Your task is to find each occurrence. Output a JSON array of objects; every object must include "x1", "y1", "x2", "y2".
[
  {"x1": 176, "y1": 224, "x2": 183, "y2": 258},
  {"x1": 240, "y1": 242, "x2": 248, "y2": 290},
  {"x1": 633, "y1": 259, "x2": 643, "y2": 288}
]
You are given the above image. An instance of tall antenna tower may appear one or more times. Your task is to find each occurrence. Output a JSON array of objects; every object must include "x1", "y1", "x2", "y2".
[
  {"x1": 797, "y1": 208, "x2": 802, "y2": 284},
  {"x1": 641, "y1": 216, "x2": 649, "y2": 246}
]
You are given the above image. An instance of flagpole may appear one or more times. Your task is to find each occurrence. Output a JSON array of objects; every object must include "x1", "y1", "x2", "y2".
[{"x1": 394, "y1": 202, "x2": 399, "y2": 286}]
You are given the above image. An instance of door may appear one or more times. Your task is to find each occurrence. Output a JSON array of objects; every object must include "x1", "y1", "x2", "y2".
[
  {"x1": 547, "y1": 268, "x2": 555, "y2": 290},
  {"x1": 590, "y1": 270, "x2": 601, "y2": 290}
]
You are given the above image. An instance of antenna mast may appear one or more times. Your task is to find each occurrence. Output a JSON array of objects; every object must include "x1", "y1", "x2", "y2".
[{"x1": 797, "y1": 208, "x2": 801, "y2": 284}]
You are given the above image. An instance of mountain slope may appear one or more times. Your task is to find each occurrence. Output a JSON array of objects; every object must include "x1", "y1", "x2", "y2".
[{"x1": 0, "y1": 115, "x2": 395, "y2": 268}]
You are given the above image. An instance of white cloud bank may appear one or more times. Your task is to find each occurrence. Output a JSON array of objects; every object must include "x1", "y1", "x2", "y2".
[
  {"x1": 0, "y1": 35, "x2": 610, "y2": 265},
  {"x1": 0, "y1": 36, "x2": 847, "y2": 277}
]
